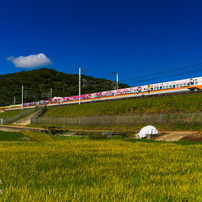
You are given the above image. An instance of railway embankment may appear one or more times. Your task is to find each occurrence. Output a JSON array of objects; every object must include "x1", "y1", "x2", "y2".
[
  {"x1": 29, "y1": 93, "x2": 201, "y2": 131},
  {"x1": 0, "y1": 93, "x2": 201, "y2": 141},
  {"x1": 42, "y1": 93, "x2": 202, "y2": 117}
]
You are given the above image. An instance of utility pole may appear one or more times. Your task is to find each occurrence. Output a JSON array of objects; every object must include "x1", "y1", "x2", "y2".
[
  {"x1": 79, "y1": 68, "x2": 87, "y2": 105},
  {"x1": 14, "y1": 96, "x2": 16, "y2": 105},
  {"x1": 21, "y1": 86, "x2": 24, "y2": 110},
  {"x1": 116, "y1": 72, "x2": 118, "y2": 89},
  {"x1": 50, "y1": 88, "x2": 52, "y2": 99},
  {"x1": 79, "y1": 68, "x2": 81, "y2": 105},
  {"x1": 111, "y1": 72, "x2": 118, "y2": 89}
]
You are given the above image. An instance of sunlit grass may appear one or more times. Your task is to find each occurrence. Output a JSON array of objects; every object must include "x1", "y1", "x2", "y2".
[
  {"x1": 43, "y1": 93, "x2": 202, "y2": 117},
  {"x1": 0, "y1": 110, "x2": 23, "y2": 118},
  {"x1": 0, "y1": 136, "x2": 201, "y2": 201}
]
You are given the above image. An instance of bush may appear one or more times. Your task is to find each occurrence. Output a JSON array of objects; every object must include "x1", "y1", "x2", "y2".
[
  {"x1": 87, "y1": 133, "x2": 107, "y2": 140},
  {"x1": 109, "y1": 135, "x2": 123, "y2": 139},
  {"x1": 22, "y1": 130, "x2": 54, "y2": 142},
  {"x1": 120, "y1": 132, "x2": 134, "y2": 138}
]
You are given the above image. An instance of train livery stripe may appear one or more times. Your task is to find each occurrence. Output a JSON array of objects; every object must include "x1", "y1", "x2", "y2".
[{"x1": 0, "y1": 77, "x2": 202, "y2": 111}]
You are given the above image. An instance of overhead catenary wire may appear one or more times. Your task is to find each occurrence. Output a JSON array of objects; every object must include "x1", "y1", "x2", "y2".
[
  {"x1": 119, "y1": 63, "x2": 202, "y2": 83},
  {"x1": 84, "y1": 57, "x2": 202, "y2": 82},
  {"x1": 125, "y1": 67, "x2": 202, "y2": 86},
  {"x1": 87, "y1": 41, "x2": 202, "y2": 81},
  {"x1": 88, "y1": 31, "x2": 202, "y2": 73},
  {"x1": 73, "y1": 31, "x2": 202, "y2": 86}
]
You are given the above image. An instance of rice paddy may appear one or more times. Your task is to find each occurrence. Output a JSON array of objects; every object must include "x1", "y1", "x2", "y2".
[{"x1": 0, "y1": 131, "x2": 201, "y2": 201}]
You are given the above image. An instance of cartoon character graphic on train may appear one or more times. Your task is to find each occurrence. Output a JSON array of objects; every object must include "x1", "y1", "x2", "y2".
[{"x1": 0, "y1": 77, "x2": 201, "y2": 111}]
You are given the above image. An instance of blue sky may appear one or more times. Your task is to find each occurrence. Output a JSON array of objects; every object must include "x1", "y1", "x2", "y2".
[{"x1": 1, "y1": 0, "x2": 202, "y2": 86}]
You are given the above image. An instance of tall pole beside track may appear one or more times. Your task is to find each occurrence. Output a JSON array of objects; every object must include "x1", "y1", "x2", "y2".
[
  {"x1": 79, "y1": 68, "x2": 87, "y2": 105},
  {"x1": 111, "y1": 72, "x2": 119, "y2": 89},
  {"x1": 79, "y1": 68, "x2": 81, "y2": 105},
  {"x1": 21, "y1": 86, "x2": 24, "y2": 110},
  {"x1": 116, "y1": 72, "x2": 118, "y2": 89},
  {"x1": 50, "y1": 88, "x2": 52, "y2": 99}
]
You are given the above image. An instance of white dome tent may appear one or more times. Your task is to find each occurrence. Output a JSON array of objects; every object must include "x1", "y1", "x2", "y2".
[{"x1": 138, "y1": 125, "x2": 159, "y2": 139}]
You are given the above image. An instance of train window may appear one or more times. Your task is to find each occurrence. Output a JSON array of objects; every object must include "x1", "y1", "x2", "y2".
[
  {"x1": 173, "y1": 85, "x2": 175, "y2": 88},
  {"x1": 184, "y1": 83, "x2": 186, "y2": 86},
  {"x1": 163, "y1": 86, "x2": 165, "y2": 89},
  {"x1": 195, "y1": 81, "x2": 198, "y2": 85},
  {"x1": 154, "y1": 87, "x2": 157, "y2": 90},
  {"x1": 170, "y1": 85, "x2": 172, "y2": 88},
  {"x1": 151, "y1": 88, "x2": 153, "y2": 91},
  {"x1": 180, "y1": 84, "x2": 182, "y2": 87},
  {"x1": 160, "y1": 86, "x2": 162, "y2": 89},
  {"x1": 166, "y1": 85, "x2": 168, "y2": 88},
  {"x1": 176, "y1": 84, "x2": 179, "y2": 88},
  {"x1": 157, "y1": 87, "x2": 159, "y2": 90}
]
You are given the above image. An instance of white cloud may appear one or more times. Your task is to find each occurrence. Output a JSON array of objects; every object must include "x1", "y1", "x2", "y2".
[
  {"x1": 8, "y1": 53, "x2": 52, "y2": 68},
  {"x1": 7, "y1": 56, "x2": 14, "y2": 61}
]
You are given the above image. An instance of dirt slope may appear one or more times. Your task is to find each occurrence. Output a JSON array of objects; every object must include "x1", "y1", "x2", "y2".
[
  {"x1": 12, "y1": 111, "x2": 38, "y2": 126},
  {"x1": 154, "y1": 131, "x2": 198, "y2": 141}
]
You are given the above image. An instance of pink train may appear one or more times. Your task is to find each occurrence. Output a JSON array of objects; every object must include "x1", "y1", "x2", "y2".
[{"x1": 1, "y1": 76, "x2": 202, "y2": 111}]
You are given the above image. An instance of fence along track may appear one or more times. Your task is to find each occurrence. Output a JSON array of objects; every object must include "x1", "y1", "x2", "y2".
[
  {"x1": 0, "y1": 106, "x2": 46, "y2": 125},
  {"x1": 1, "y1": 108, "x2": 36, "y2": 124},
  {"x1": 31, "y1": 112, "x2": 202, "y2": 127}
]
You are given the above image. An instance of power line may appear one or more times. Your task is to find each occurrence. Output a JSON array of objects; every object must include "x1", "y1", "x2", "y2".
[
  {"x1": 126, "y1": 68, "x2": 202, "y2": 86},
  {"x1": 119, "y1": 63, "x2": 202, "y2": 83},
  {"x1": 88, "y1": 31, "x2": 202, "y2": 72},
  {"x1": 86, "y1": 57, "x2": 202, "y2": 83},
  {"x1": 87, "y1": 42, "x2": 202, "y2": 81},
  {"x1": 106, "y1": 40, "x2": 202, "y2": 77}
]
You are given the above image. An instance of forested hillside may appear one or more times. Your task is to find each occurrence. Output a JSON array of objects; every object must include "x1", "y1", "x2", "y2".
[{"x1": 0, "y1": 68, "x2": 129, "y2": 106}]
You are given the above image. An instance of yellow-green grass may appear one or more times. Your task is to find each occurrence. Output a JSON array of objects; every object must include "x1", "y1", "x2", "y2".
[
  {"x1": 0, "y1": 110, "x2": 23, "y2": 118},
  {"x1": 43, "y1": 93, "x2": 202, "y2": 117},
  {"x1": 0, "y1": 108, "x2": 34, "y2": 119},
  {"x1": 0, "y1": 131, "x2": 25, "y2": 141},
  {"x1": 0, "y1": 136, "x2": 201, "y2": 201},
  {"x1": 30, "y1": 123, "x2": 201, "y2": 133}
]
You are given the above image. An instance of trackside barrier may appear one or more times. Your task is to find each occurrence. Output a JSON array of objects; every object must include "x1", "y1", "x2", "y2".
[
  {"x1": 31, "y1": 106, "x2": 47, "y2": 123},
  {"x1": 31, "y1": 112, "x2": 202, "y2": 127},
  {"x1": 1, "y1": 108, "x2": 37, "y2": 124}
]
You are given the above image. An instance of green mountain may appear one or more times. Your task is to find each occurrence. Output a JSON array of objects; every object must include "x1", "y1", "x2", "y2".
[{"x1": 0, "y1": 68, "x2": 129, "y2": 106}]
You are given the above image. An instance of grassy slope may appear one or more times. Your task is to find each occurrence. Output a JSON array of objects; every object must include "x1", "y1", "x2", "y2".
[
  {"x1": 43, "y1": 93, "x2": 202, "y2": 117},
  {"x1": 0, "y1": 137, "x2": 201, "y2": 201},
  {"x1": 0, "y1": 110, "x2": 23, "y2": 118},
  {"x1": 0, "y1": 109, "x2": 34, "y2": 119}
]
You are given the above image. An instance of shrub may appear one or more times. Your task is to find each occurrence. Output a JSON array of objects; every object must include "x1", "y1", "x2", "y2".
[
  {"x1": 87, "y1": 133, "x2": 107, "y2": 140},
  {"x1": 109, "y1": 135, "x2": 123, "y2": 139},
  {"x1": 22, "y1": 130, "x2": 54, "y2": 142}
]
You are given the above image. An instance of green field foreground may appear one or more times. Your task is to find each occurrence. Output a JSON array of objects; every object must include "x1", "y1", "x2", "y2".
[
  {"x1": 43, "y1": 93, "x2": 202, "y2": 117},
  {"x1": 0, "y1": 132, "x2": 201, "y2": 201}
]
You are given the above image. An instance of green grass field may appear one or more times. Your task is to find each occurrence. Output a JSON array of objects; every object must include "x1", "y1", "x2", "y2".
[
  {"x1": 0, "y1": 131, "x2": 25, "y2": 141},
  {"x1": 0, "y1": 131, "x2": 201, "y2": 201},
  {"x1": 43, "y1": 93, "x2": 202, "y2": 117},
  {"x1": 0, "y1": 110, "x2": 23, "y2": 119},
  {"x1": 0, "y1": 108, "x2": 35, "y2": 120}
]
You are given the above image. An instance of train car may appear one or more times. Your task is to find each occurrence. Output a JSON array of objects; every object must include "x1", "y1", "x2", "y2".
[{"x1": 1, "y1": 76, "x2": 202, "y2": 111}]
